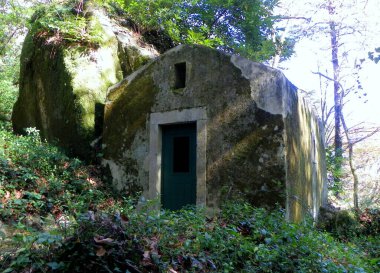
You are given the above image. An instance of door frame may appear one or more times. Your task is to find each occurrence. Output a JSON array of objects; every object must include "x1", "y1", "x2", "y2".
[{"x1": 148, "y1": 108, "x2": 207, "y2": 207}]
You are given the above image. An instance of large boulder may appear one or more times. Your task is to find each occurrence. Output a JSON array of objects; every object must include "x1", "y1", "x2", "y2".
[{"x1": 12, "y1": 3, "x2": 158, "y2": 158}]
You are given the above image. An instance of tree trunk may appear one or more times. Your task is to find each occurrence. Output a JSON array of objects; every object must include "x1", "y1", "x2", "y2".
[
  {"x1": 340, "y1": 113, "x2": 359, "y2": 211},
  {"x1": 328, "y1": 1, "x2": 343, "y2": 186}
]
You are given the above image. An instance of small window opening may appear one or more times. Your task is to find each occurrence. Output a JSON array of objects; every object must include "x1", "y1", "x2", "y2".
[
  {"x1": 173, "y1": 136, "x2": 190, "y2": 172},
  {"x1": 174, "y1": 62, "x2": 186, "y2": 89}
]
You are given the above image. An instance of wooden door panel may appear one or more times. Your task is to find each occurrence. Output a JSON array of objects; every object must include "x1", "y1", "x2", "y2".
[{"x1": 162, "y1": 123, "x2": 196, "y2": 210}]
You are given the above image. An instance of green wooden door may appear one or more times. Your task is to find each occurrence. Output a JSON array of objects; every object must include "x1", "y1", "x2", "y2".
[{"x1": 162, "y1": 123, "x2": 196, "y2": 210}]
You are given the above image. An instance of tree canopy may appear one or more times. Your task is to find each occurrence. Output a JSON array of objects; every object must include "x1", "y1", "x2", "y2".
[{"x1": 120, "y1": 0, "x2": 282, "y2": 61}]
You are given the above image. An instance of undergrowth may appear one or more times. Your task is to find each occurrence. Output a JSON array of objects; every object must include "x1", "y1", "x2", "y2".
[
  {"x1": 29, "y1": 0, "x2": 104, "y2": 49},
  {"x1": 0, "y1": 126, "x2": 119, "y2": 224},
  {"x1": 0, "y1": 123, "x2": 379, "y2": 272}
]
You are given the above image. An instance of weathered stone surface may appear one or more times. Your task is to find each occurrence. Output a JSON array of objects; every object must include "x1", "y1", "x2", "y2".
[
  {"x1": 285, "y1": 95, "x2": 327, "y2": 221},
  {"x1": 12, "y1": 6, "x2": 158, "y2": 157},
  {"x1": 102, "y1": 44, "x2": 327, "y2": 221}
]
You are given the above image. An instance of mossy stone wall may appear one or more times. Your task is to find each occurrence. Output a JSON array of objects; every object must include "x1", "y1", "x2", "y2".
[
  {"x1": 103, "y1": 45, "x2": 290, "y2": 210},
  {"x1": 103, "y1": 45, "x2": 327, "y2": 220}
]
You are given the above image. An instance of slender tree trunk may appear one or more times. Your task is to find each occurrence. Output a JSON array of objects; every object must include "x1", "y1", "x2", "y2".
[
  {"x1": 340, "y1": 113, "x2": 359, "y2": 211},
  {"x1": 351, "y1": 145, "x2": 359, "y2": 210},
  {"x1": 328, "y1": 1, "x2": 343, "y2": 186}
]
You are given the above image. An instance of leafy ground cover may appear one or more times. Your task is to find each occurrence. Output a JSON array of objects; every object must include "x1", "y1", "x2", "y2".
[{"x1": 0, "y1": 123, "x2": 379, "y2": 272}]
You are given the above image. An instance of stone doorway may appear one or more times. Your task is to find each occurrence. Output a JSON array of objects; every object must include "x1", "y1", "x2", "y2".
[{"x1": 148, "y1": 108, "x2": 207, "y2": 208}]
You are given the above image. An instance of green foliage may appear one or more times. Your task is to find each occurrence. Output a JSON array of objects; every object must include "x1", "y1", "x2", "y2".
[
  {"x1": 0, "y1": 47, "x2": 20, "y2": 122},
  {"x1": 0, "y1": 0, "x2": 30, "y2": 57},
  {"x1": 0, "y1": 0, "x2": 34, "y2": 123},
  {"x1": 318, "y1": 208, "x2": 361, "y2": 239},
  {"x1": 0, "y1": 69, "x2": 18, "y2": 122},
  {"x1": 0, "y1": 127, "x2": 119, "y2": 223},
  {"x1": 0, "y1": 124, "x2": 133, "y2": 272},
  {"x1": 368, "y1": 47, "x2": 380, "y2": 64},
  {"x1": 326, "y1": 208, "x2": 380, "y2": 241},
  {"x1": 121, "y1": 0, "x2": 281, "y2": 61},
  {"x1": 2, "y1": 201, "x2": 376, "y2": 272},
  {"x1": 29, "y1": 0, "x2": 104, "y2": 48},
  {"x1": 326, "y1": 146, "x2": 344, "y2": 194},
  {"x1": 317, "y1": 207, "x2": 380, "y2": 271},
  {"x1": 0, "y1": 124, "x2": 378, "y2": 272}
]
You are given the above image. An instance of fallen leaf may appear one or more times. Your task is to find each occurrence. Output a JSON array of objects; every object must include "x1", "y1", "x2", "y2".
[
  {"x1": 94, "y1": 236, "x2": 114, "y2": 244},
  {"x1": 120, "y1": 213, "x2": 129, "y2": 225},
  {"x1": 14, "y1": 190, "x2": 23, "y2": 199},
  {"x1": 96, "y1": 246, "x2": 106, "y2": 257},
  {"x1": 86, "y1": 177, "x2": 97, "y2": 186},
  {"x1": 150, "y1": 237, "x2": 159, "y2": 254},
  {"x1": 143, "y1": 251, "x2": 150, "y2": 259},
  {"x1": 142, "y1": 250, "x2": 153, "y2": 266}
]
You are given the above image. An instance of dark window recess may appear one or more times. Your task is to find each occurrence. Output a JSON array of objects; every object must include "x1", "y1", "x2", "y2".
[
  {"x1": 173, "y1": 136, "x2": 190, "y2": 172},
  {"x1": 174, "y1": 62, "x2": 186, "y2": 89}
]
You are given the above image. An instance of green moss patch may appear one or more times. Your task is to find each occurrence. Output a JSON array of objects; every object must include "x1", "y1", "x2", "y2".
[{"x1": 104, "y1": 71, "x2": 158, "y2": 160}]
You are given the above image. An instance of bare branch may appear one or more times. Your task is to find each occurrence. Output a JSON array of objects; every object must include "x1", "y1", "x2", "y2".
[
  {"x1": 351, "y1": 129, "x2": 380, "y2": 146},
  {"x1": 274, "y1": 16, "x2": 311, "y2": 22},
  {"x1": 312, "y1": 71, "x2": 346, "y2": 104},
  {"x1": 325, "y1": 105, "x2": 334, "y2": 122}
]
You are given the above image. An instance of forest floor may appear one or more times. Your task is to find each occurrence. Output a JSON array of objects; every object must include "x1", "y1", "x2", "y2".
[{"x1": 0, "y1": 122, "x2": 379, "y2": 273}]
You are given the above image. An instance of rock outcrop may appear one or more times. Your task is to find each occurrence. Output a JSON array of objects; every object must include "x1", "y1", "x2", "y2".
[{"x1": 12, "y1": 4, "x2": 158, "y2": 157}]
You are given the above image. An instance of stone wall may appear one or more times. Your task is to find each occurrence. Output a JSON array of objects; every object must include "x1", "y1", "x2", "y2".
[
  {"x1": 102, "y1": 44, "x2": 327, "y2": 219},
  {"x1": 284, "y1": 92, "x2": 328, "y2": 222},
  {"x1": 231, "y1": 53, "x2": 327, "y2": 221}
]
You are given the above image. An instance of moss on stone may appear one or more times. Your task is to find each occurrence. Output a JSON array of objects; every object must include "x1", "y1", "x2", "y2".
[
  {"x1": 13, "y1": 9, "x2": 122, "y2": 158},
  {"x1": 118, "y1": 45, "x2": 152, "y2": 77},
  {"x1": 101, "y1": 44, "x2": 326, "y2": 221},
  {"x1": 215, "y1": 112, "x2": 286, "y2": 208},
  {"x1": 13, "y1": 37, "x2": 84, "y2": 154},
  {"x1": 104, "y1": 75, "x2": 158, "y2": 160}
]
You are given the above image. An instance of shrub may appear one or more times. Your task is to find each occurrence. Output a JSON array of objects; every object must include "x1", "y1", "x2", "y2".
[
  {"x1": 29, "y1": 0, "x2": 103, "y2": 49},
  {"x1": 2, "y1": 202, "x2": 375, "y2": 272},
  {"x1": 317, "y1": 206, "x2": 380, "y2": 272},
  {"x1": 0, "y1": 127, "x2": 117, "y2": 223},
  {"x1": 0, "y1": 52, "x2": 19, "y2": 122}
]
